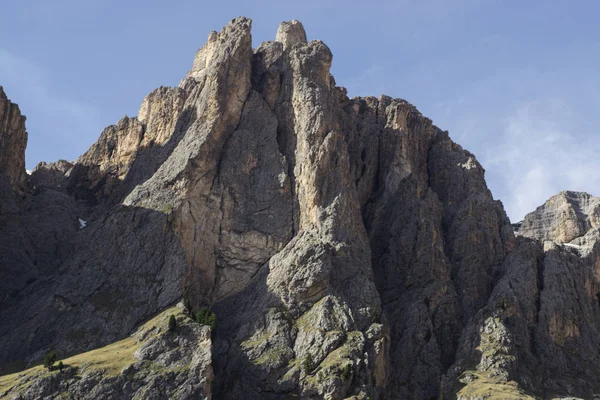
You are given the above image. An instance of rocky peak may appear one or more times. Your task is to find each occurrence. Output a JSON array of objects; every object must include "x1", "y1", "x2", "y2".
[
  {"x1": 3, "y1": 17, "x2": 600, "y2": 400},
  {"x1": 0, "y1": 86, "x2": 28, "y2": 192},
  {"x1": 182, "y1": 17, "x2": 252, "y2": 88},
  {"x1": 516, "y1": 190, "x2": 600, "y2": 243},
  {"x1": 275, "y1": 19, "x2": 308, "y2": 50}
]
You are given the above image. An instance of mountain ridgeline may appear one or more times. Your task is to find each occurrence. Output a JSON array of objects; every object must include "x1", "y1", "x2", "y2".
[{"x1": 1, "y1": 18, "x2": 600, "y2": 400}]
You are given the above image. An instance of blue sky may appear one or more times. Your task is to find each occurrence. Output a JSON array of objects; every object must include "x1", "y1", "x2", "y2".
[{"x1": 1, "y1": 0, "x2": 599, "y2": 221}]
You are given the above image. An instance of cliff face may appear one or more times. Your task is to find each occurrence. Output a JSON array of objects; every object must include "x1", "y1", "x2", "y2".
[
  {"x1": 1, "y1": 17, "x2": 600, "y2": 400},
  {"x1": 0, "y1": 87, "x2": 27, "y2": 192}
]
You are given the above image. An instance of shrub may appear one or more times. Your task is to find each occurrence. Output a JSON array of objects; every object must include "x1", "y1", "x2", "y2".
[
  {"x1": 372, "y1": 309, "x2": 381, "y2": 323},
  {"x1": 169, "y1": 315, "x2": 177, "y2": 333},
  {"x1": 195, "y1": 308, "x2": 217, "y2": 330},
  {"x1": 497, "y1": 297, "x2": 507, "y2": 311},
  {"x1": 58, "y1": 361, "x2": 64, "y2": 373},
  {"x1": 44, "y1": 351, "x2": 57, "y2": 370},
  {"x1": 340, "y1": 363, "x2": 352, "y2": 381},
  {"x1": 302, "y1": 353, "x2": 314, "y2": 374},
  {"x1": 317, "y1": 371, "x2": 324, "y2": 383},
  {"x1": 183, "y1": 291, "x2": 193, "y2": 315}
]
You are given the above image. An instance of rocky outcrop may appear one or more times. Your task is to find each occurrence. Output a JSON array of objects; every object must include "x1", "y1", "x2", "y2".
[
  {"x1": 517, "y1": 190, "x2": 600, "y2": 243},
  {"x1": 0, "y1": 87, "x2": 27, "y2": 192},
  {"x1": 2, "y1": 17, "x2": 600, "y2": 400},
  {"x1": 30, "y1": 159, "x2": 73, "y2": 191}
]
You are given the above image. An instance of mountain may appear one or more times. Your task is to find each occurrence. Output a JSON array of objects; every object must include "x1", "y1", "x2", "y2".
[{"x1": 1, "y1": 17, "x2": 600, "y2": 400}]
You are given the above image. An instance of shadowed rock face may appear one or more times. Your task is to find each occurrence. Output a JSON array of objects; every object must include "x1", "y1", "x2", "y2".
[
  {"x1": 1, "y1": 17, "x2": 600, "y2": 400},
  {"x1": 0, "y1": 86, "x2": 27, "y2": 192}
]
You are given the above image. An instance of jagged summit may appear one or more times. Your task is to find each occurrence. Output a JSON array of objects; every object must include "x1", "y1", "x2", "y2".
[
  {"x1": 1, "y1": 17, "x2": 600, "y2": 400},
  {"x1": 275, "y1": 19, "x2": 308, "y2": 49}
]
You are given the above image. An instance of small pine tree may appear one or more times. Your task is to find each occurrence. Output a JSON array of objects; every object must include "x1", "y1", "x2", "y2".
[
  {"x1": 302, "y1": 353, "x2": 314, "y2": 374},
  {"x1": 372, "y1": 308, "x2": 381, "y2": 323},
  {"x1": 184, "y1": 290, "x2": 193, "y2": 316},
  {"x1": 169, "y1": 315, "x2": 177, "y2": 333},
  {"x1": 340, "y1": 363, "x2": 352, "y2": 381},
  {"x1": 58, "y1": 361, "x2": 64, "y2": 373},
  {"x1": 44, "y1": 351, "x2": 57, "y2": 370},
  {"x1": 195, "y1": 308, "x2": 217, "y2": 331}
]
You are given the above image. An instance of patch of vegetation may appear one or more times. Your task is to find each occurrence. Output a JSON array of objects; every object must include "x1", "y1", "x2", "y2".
[
  {"x1": 0, "y1": 306, "x2": 185, "y2": 396},
  {"x1": 159, "y1": 203, "x2": 174, "y2": 214},
  {"x1": 318, "y1": 331, "x2": 362, "y2": 371},
  {"x1": 169, "y1": 315, "x2": 177, "y2": 333},
  {"x1": 340, "y1": 363, "x2": 352, "y2": 381},
  {"x1": 241, "y1": 332, "x2": 270, "y2": 351},
  {"x1": 195, "y1": 308, "x2": 217, "y2": 331},
  {"x1": 44, "y1": 351, "x2": 57, "y2": 370},
  {"x1": 497, "y1": 297, "x2": 507, "y2": 311},
  {"x1": 183, "y1": 291, "x2": 193, "y2": 315},
  {"x1": 372, "y1": 308, "x2": 380, "y2": 323},
  {"x1": 58, "y1": 361, "x2": 64, "y2": 373},
  {"x1": 455, "y1": 370, "x2": 536, "y2": 400},
  {"x1": 302, "y1": 353, "x2": 315, "y2": 374},
  {"x1": 254, "y1": 347, "x2": 290, "y2": 367}
]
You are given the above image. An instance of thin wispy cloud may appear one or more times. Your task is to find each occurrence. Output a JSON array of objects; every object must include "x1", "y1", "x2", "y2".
[{"x1": 483, "y1": 98, "x2": 600, "y2": 221}]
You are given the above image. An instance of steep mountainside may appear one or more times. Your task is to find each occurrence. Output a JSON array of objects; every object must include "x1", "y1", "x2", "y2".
[{"x1": 1, "y1": 18, "x2": 600, "y2": 400}]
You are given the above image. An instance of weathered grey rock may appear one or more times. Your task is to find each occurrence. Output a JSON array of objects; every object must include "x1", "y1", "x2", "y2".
[
  {"x1": 275, "y1": 19, "x2": 308, "y2": 50},
  {"x1": 30, "y1": 160, "x2": 73, "y2": 191}
]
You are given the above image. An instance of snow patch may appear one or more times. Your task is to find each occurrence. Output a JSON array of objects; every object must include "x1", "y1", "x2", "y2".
[
  {"x1": 458, "y1": 157, "x2": 477, "y2": 170},
  {"x1": 79, "y1": 218, "x2": 87, "y2": 229},
  {"x1": 26, "y1": 169, "x2": 32, "y2": 175}
]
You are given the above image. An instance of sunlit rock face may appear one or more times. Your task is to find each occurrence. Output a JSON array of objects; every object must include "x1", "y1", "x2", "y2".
[
  {"x1": 1, "y1": 17, "x2": 600, "y2": 400},
  {"x1": 517, "y1": 190, "x2": 600, "y2": 244}
]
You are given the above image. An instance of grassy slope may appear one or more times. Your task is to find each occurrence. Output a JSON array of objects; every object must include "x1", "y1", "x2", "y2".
[
  {"x1": 0, "y1": 306, "x2": 182, "y2": 397},
  {"x1": 454, "y1": 370, "x2": 538, "y2": 400}
]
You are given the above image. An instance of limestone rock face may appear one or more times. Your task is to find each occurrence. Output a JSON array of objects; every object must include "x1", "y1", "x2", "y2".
[
  {"x1": 517, "y1": 190, "x2": 600, "y2": 243},
  {"x1": 0, "y1": 87, "x2": 27, "y2": 192},
  {"x1": 2, "y1": 17, "x2": 600, "y2": 400}
]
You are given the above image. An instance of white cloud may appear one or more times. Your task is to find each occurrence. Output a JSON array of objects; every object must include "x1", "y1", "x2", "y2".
[{"x1": 483, "y1": 98, "x2": 600, "y2": 221}]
